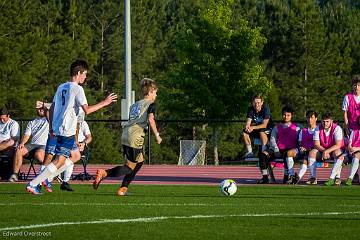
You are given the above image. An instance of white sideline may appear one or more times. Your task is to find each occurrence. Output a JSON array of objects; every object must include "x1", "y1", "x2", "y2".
[
  {"x1": 0, "y1": 203, "x2": 235, "y2": 206},
  {"x1": 1, "y1": 211, "x2": 359, "y2": 231}
]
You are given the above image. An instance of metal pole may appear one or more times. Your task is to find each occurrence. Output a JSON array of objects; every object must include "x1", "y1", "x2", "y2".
[
  {"x1": 147, "y1": 126, "x2": 151, "y2": 165},
  {"x1": 124, "y1": 0, "x2": 132, "y2": 118}
]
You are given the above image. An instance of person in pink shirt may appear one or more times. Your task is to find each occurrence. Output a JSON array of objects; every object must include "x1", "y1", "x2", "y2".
[
  {"x1": 257, "y1": 106, "x2": 300, "y2": 184},
  {"x1": 345, "y1": 122, "x2": 360, "y2": 186},
  {"x1": 308, "y1": 112, "x2": 344, "y2": 186},
  {"x1": 286, "y1": 110, "x2": 318, "y2": 185},
  {"x1": 343, "y1": 75, "x2": 360, "y2": 136},
  {"x1": 342, "y1": 74, "x2": 360, "y2": 184}
]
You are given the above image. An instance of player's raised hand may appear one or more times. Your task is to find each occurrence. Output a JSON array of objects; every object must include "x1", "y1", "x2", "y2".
[
  {"x1": 104, "y1": 93, "x2": 118, "y2": 106},
  {"x1": 156, "y1": 135, "x2": 162, "y2": 144}
]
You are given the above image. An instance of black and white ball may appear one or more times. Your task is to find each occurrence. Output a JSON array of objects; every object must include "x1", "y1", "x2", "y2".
[{"x1": 220, "y1": 179, "x2": 237, "y2": 196}]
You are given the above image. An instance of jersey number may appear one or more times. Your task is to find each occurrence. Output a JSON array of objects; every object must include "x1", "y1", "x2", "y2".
[{"x1": 61, "y1": 90, "x2": 67, "y2": 106}]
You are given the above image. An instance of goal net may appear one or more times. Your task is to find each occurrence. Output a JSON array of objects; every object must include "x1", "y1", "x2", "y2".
[{"x1": 178, "y1": 140, "x2": 206, "y2": 165}]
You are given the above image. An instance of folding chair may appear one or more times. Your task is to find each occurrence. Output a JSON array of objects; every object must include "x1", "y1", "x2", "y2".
[
  {"x1": 0, "y1": 154, "x2": 12, "y2": 180},
  {"x1": 23, "y1": 155, "x2": 37, "y2": 181},
  {"x1": 73, "y1": 146, "x2": 94, "y2": 181}
]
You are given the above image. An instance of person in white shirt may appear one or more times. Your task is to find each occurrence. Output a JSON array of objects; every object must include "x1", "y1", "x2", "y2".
[
  {"x1": 61, "y1": 119, "x2": 92, "y2": 191},
  {"x1": 0, "y1": 107, "x2": 20, "y2": 157},
  {"x1": 342, "y1": 75, "x2": 360, "y2": 136},
  {"x1": 26, "y1": 59, "x2": 117, "y2": 195},
  {"x1": 308, "y1": 112, "x2": 344, "y2": 186},
  {"x1": 9, "y1": 103, "x2": 49, "y2": 182},
  {"x1": 0, "y1": 107, "x2": 20, "y2": 179}
]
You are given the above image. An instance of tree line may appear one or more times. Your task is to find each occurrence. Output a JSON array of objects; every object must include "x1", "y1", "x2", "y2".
[{"x1": 1, "y1": 0, "x2": 359, "y2": 164}]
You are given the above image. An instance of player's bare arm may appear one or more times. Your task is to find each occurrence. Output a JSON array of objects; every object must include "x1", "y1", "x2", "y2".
[{"x1": 81, "y1": 93, "x2": 118, "y2": 115}]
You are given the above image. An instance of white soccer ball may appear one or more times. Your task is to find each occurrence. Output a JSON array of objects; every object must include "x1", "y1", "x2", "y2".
[{"x1": 220, "y1": 179, "x2": 237, "y2": 196}]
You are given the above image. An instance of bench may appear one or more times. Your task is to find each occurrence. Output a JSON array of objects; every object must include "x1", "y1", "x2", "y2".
[{"x1": 243, "y1": 156, "x2": 333, "y2": 183}]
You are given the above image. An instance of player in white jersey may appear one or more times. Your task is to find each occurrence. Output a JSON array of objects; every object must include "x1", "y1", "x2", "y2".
[
  {"x1": 26, "y1": 59, "x2": 117, "y2": 194},
  {"x1": 0, "y1": 107, "x2": 20, "y2": 179},
  {"x1": 40, "y1": 107, "x2": 87, "y2": 192},
  {"x1": 61, "y1": 119, "x2": 92, "y2": 191},
  {"x1": 8, "y1": 103, "x2": 49, "y2": 182},
  {"x1": 0, "y1": 107, "x2": 20, "y2": 157},
  {"x1": 0, "y1": 109, "x2": 19, "y2": 147}
]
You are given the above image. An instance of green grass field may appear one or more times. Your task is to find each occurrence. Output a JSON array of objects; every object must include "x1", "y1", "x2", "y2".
[{"x1": 0, "y1": 183, "x2": 359, "y2": 240}]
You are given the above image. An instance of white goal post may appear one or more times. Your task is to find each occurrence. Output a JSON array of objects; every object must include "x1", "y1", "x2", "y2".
[{"x1": 178, "y1": 140, "x2": 206, "y2": 165}]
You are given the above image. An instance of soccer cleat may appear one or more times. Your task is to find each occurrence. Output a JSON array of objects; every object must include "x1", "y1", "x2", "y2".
[
  {"x1": 282, "y1": 174, "x2": 289, "y2": 184},
  {"x1": 117, "y1": 187, "x2": 128, "y2": 196},
  {"x1": 243, "y1": 152, "x2": 254, "y2": 159},
  {"x1": 42, "y1": 179, "x2": 53, "y2": 193},
  {"x1": 93, "y1": 169, "x2": 107, "y2": 190},
  {"x1": 257, "y1": 176, "x2": 269, "y2": 184},
  {"x1": 353, "y1": 173, "x2": 359, "y2": 183},
  {"x1": 334, "y1": 178, "x2": 341, "y2": 186},
  {"x1": 26, "y1": 184, "x2": 42, "y2": 195},
  {"x1": 305, "y1": 177, "x2": 317, "y2": 185},
  {"x1": 293, "y1": 173, "x2": 300, "y2": 185},
  {"x1": 287, "y1": 173, "x2": 299, "y2": 185},
  {"x1": 60, "y1": 182, "x2": 74, "y2": 191},
  {"x1": 324, "y1": 178, "x2": 335, "y2": 186},
  {"x1": 286, "y1": 175, "x2": 294, "y2": 184},
  {"x1": 8, "y1": 173, "x2": 18, "y2": 182},
  {"x1": 345, "y1": 178, "x2": 353, "y2": 186}
]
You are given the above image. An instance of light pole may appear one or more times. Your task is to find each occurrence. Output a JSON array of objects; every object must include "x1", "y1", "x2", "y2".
[{"x1": 121, "y1": 0, "x2": 134, "y2": 121}]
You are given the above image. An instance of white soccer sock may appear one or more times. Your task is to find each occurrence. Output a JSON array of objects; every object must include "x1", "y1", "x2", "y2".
[
  {"x1": 29, "y1": 163, "x2": 57, "y2": 187},
  {"x1": 349, "y1": 158, "x2": 359, "y2": 179},
  {"x1": 335, "y1": 164, "x2": 342, "y2": 178},
  {"x1": 261, "y1": 169, "x2": 268, "y2": 176},
  {"x1": 286, "y1": 157, "x2": 294, "y2": 176},
  {"x1": 308, "y1": 158, "x2": 316, "y2": 178},
  {"x1": 298, "y1": 164, "x2": 307, "y2": 180},
  {"x1": 330, "y1": 159, "x2": 343, "y2": 179},
  {"x1": 246, "y1": 144, "x2": 252, "y2": 154},
  {"x1": 48, "y1": 158, "x2": 73, "y2": 182},
  {"x1": 63, "y1": 164, "x2": 74, "y2": 182}
]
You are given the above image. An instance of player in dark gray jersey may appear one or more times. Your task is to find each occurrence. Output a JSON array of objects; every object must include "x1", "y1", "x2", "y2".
[{"x1": 93, "y1": 78, "x2": 162, "y2": 196}]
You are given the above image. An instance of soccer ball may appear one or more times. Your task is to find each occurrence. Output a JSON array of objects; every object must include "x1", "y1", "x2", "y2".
[{"x1": 220, "y1": 179, "x2": 237, "y2": 196}]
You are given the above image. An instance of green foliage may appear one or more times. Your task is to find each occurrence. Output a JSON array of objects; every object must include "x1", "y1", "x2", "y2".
[
  {"x1": 162, "y1": 0, "x2": 270, "y2": 120},
  {"x1": 1, "y1": 0, "x2": 360, "y2": 163},
  {"x1": 234, "y1": 0, "x2": 358, "y2": 121},
  {"x1": 87, "y1": 122, "x2": 122, "y2": 164}
]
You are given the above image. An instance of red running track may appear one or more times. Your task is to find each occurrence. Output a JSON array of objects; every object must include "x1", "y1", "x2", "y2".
[{"x1": 12, "y1": 164, "x2": 356, "y2": 185}]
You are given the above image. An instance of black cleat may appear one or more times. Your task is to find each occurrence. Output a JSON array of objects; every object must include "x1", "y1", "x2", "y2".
[
  {"x1": 287, "y1": 174, "x2": 299, "y2": 185},
  {"x1": 60, "y1": 182, "x2": 74, "y2": 192},
  {"x1": 282, "y1": 174, "x2": 289, "y2": 184},
  {"x1": 305, "y1": 177, "x2": 317, "y2": 185},
  {"x1": 292, "y1": 173, "x2": 300, "y2": 185},
  {"x1": 286, "y1": 175, "x2": 294, "y2": 184},
  {"x1": 257, "y1": 176, "x2": 270, "y2": 184},
  {"x1": 353, "y1": 173, "x2": 359, "y2": 184}
]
